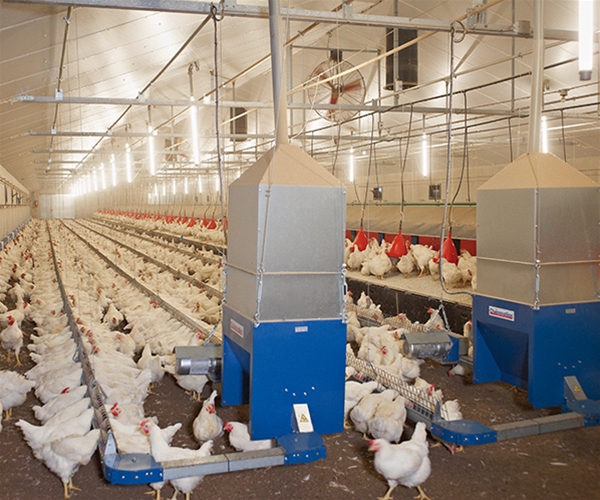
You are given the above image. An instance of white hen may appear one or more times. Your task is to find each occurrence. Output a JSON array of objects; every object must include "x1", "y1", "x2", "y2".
[
  {"x1": 1, "y1": 315, "x2": 23, "y2": 366},
  {"x1": 369, "y1": 422, "x2": 431, "y2": 500},
  {"x1": 344, "y1": 380, "x2": 379, "y2": 424},
  {"x1": 43, "y1": 428, "x2": 100, "y2": 499},
  {"x1": 137, "y1": 343, "x2": 165, "y2": 386},
  {"x1": 193, "y1": 389, "x2": 223, "y2": 443},
  {"x1": 223, "y1": 421, "x2": 273, "y2": 452},
  {"x1": 32, "y1": 385, "x2": 89, "y2": 424},
  {"x1": 142, "y1": 420, "x2": 213, "y2": 500},
  {"x1": 0, "y1": 369, "x2": 35, "y2": 420},
  {"x1": 350, "y1": 389, "x2": 397, "y2": 437},
  {"x1": 368, "y1": 395, "x2": 408, "y2": 443}
]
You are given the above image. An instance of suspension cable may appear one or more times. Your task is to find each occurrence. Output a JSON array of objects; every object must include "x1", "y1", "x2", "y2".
[{"x1": 211, "y1": 4, "x2": 227, "y2": 246}]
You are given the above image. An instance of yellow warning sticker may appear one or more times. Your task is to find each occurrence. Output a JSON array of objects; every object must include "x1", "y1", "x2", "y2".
[{"x1": 300, "y1": 414, "x2": 309, "y2": 423}]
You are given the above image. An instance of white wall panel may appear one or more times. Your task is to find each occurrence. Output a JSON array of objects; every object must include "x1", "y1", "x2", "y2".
[
  {"x1": 0, "y1": 206, "x2": 31, "y2": 242},
  {"x1": 39, "y1": 194, "x2": 76, "y2": 219}
]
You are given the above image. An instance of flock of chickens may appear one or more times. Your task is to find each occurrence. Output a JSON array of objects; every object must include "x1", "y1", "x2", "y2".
[
  {"x1": 0, "y1": 220, "x2": 260, "y2": 499},
  {"x1": 0, "y1": 214, "x2": 475, "y2": 500},
  {"x1": 345, "y1": 235, "x2": 478, "y2": 291}
]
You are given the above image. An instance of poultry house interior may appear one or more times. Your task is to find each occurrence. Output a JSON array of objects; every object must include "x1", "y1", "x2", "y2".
[{"x1": 1, "y1": 0, "x2": 600, "y2": 499}]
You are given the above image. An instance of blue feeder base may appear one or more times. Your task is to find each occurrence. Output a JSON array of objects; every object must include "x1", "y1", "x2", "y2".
[
  {"x1": 473, "y1": 295, "x2": 600, "y2": 408},
  {"x1": 278, "y1": 432, "x2": 327, "y2": 465},
  {"x1": 221, "y1": 305, "x2": 347, "y2": 440}
]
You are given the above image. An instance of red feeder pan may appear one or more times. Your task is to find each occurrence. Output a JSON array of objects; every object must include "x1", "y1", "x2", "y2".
[
  {"x1": 387, "y1": 229, "x2": 408, "y2": 258},
  {"x1": 187, "y1": 217, "x2": 196, "y2": 227},
  {"x1": 352, "y1": 226, "x2": 368, "y2": 252},
  {"x1": 442, "y1": 232, "x2": 458, "y2": 265},
  {"x1": 207, "y1": 217, "x2": 217, "y2": 230}
]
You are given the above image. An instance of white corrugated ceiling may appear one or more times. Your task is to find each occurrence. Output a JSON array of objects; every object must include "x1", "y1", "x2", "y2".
[{"x1": 0, "y1": 0, "x2": 598, "y2": 196}]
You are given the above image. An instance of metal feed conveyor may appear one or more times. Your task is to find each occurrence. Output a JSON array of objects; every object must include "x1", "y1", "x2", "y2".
[
  {"x1": 92, "y1": 215, "x2": 226, "y2": 257},
  {"x1": 84, "y1": 218, "x2": 221, "y2": 266},
  {"x1": 61, "y1": 221, "x2": 218, "y2": 340},
  {"x1": 346, "y1": 316, "x2": 600, "y2": 448},
  {"x1": 48, "y1": 222, "x2": 323, "y2": 485},
  {"x1": 71, "y1": 220, "x2": 222, "y2": 300}
]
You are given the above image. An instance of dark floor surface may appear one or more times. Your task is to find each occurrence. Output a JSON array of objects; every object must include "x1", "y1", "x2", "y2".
[{"x1": 1, "y1": 315, "x2": 599, "y2": 500}]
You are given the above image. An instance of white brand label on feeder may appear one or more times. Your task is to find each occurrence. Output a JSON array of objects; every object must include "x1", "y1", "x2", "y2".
[
  {"x1": 230, "y1": 319, "x2": 244, "y2": 338},
  {"x1": 565, "y1": 308, "x2": 576, "y2": 314},
  {"x1": 295, "y1": 326, "x2": 308, "y2": 333},
  {"x1": 489, "y1": 306, "x2": 515, "y2": 322},
  {"x1": 293, "y1": 403, "x2": 314, "y2": 433}
]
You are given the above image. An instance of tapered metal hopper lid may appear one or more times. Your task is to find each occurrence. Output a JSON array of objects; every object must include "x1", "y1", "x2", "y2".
[
  {"x1": 231, "y1": 143, "x2": 342, "y2": 188},
  {"x1": 478, "y1": 152, "x2": 597, "y2": 190}
]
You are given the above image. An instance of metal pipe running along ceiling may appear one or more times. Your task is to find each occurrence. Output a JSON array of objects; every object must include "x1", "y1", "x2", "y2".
[{"x1": 3, "y1": 0, "x2": 580, "y2": 41}]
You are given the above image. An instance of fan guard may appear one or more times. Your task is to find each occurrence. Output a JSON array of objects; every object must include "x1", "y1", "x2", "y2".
[{"x1": 306, "y1": 57, "x2": 366, "y2": 123}]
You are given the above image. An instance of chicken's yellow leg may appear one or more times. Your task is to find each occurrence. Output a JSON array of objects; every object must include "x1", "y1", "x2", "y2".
[
  {"x1": 415, "y1": 485, "x2": 432, "y2": 500},
  {"x1": 62, "y1": 481, "x2": 71, "y2": 499},
  {"x1": 378, "y1": 485, "x2": 395, "y2": 500},
  {"x1": 68, "y1": 478, "x2": 81, "y2": 492},
  {"x1": 145, "y1": 488, "x2": 161, "y2": 500}
]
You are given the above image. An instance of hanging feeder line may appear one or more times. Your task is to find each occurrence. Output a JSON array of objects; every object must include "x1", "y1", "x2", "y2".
[
  {"x1": 560, "y1": 109, "x2": 567, "y2": 162},
  {"x1": 507, "y1": 116, "x2": 514, "y2": 163},
  {"x1": 351, "y1": 113, "x2": 377, "y2": 253},
  {"x1": 400, "y1": 104, "x2": 414, "y2": 229},
  {"x1": 386, "y1": 103, "x2": 414, "y2": 259},
  {"x1": 212, "y1": 4, "x2": 228, "y2": 247},
  {"x1": 448, "y1": 90, "x2": 472, "y2": 219},
  {"x1": 437, "y1": 26, "x2": 473, "y2": 306}
]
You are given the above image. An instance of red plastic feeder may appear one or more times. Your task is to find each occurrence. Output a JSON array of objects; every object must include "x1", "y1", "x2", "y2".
[
  {"x1": 207, "y1": 217, "x2": 217, "y2": 230},
  {"x1": 441, "y1": 232, "x2": 458, "y2": 265},
  {"x1": 387, "y1": 229, "x2": 408, "y2": 258},
  {"x1": 187, "y1": 217, "x2": 196, "y2": 227},
  {"x1": 352, "y1": 226, "x2": 368, "y2": 252}
]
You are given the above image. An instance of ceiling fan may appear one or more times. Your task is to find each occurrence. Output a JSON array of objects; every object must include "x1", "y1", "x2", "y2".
[{"x1": 306, "y1": 50, "x2": 366, "y2": 123}]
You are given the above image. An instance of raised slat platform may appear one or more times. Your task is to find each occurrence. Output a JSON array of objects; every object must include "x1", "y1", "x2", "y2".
[{"x1": 346, "y1": 270, "x2": 472, "y2": 334}]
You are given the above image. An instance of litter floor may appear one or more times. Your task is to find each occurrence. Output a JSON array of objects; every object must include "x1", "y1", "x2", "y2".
[{"x1": 1, "y1": 316, "x2": 599, "y2": 500}]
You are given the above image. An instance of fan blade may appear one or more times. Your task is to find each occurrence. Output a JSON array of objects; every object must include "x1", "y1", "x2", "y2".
[
  {"x1": 318, "y1": 73, "x2": 334, "y2": 90},
  {"x1": 341, "y1": 80, "x2": 363, "y2": 93}
]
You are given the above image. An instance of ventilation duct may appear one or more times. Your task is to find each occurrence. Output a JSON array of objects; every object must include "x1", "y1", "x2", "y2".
[{"x1": 385, "y1": 28, "x2": 418, "y2": 91}]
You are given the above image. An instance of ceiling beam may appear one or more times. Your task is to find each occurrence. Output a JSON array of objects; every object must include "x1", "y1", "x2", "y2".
[
  {"x1": 4, "y1": 0, "x2": 579, "y2": 41},
  {"x1": 18, "y1": 96, "x2": 527, "y2": 117}
]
